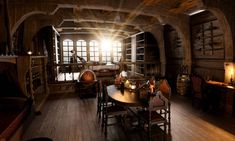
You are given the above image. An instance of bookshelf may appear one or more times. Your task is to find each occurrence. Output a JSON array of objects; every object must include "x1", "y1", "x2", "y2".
[
  {"x1": 123, "y1": 37, "x2": 132, "y2": 71},
  {"x1": 17, "y1": 56, "x2": 48, "y2": 112},
  {"x1": 123, "y1": 32, "x2": 160, "y2": 76}
]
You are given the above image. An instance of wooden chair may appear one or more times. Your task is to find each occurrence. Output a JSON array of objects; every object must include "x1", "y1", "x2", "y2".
[
  {"x1": 190, "y1": 75, "x2": 206, "y2": 108},
  {"x1": 155, "y1": 79, "x2": 171, "y2": 132},
  {"x1": 101, "y1": 83, "x2": 128, "y2": 136},
  {"x1": 190, "y1": 75, "x2": 221, "y2": 113},
  {"x1": 97, "y1": 80, "x2": 103, "y2": 118},
  {"x1": 137, "y1": 92, "x2": 167, "y2": 141},
  {"x1": 96, "y1": 79, "x2": 114, "y2": 119}
]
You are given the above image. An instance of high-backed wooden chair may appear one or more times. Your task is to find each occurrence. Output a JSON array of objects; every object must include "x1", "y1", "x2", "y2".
[
  {"x1": 136, "y1": 78, "x2": 171, "y2": 140},
  {"x1": 190, "y1": 74, "x2": 206, "y2": 108},
  {"x1": 96, "y1": 79, "x2": 114, "y2": 119},
  {"x1": 101, "y1": 83, "x2": 128, "y2": 136},
  {"x1": 137, "y1": 93, "x2": 167, "y2": 141},
  {"x1": 157, "y1": 79, "x2": 171, "y2": 132}
]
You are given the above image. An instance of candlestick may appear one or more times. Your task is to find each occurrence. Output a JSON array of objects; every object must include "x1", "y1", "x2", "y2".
[{"x1": 230, "y1": 74, "x2": 233, "y2": 85}]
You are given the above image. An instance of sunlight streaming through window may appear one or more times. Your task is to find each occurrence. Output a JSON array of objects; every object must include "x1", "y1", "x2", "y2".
[{"x1": 101, "y1": 39, "x2": 111, "y2": 52}]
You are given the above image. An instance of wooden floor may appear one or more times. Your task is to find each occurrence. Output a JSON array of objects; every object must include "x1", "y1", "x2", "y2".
[{"x1": 22, "y1": 92, "x2": 235, "y2": 141}]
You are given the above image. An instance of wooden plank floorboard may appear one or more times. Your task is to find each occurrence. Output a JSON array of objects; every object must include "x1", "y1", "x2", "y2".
[{"x1": 22, "y1": 93, "x2": 235, "y2": 141}]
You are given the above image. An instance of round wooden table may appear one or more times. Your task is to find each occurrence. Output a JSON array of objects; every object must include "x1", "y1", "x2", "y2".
[{"x1": 106, "y1": 85, "x2": 148, "y2": 107}]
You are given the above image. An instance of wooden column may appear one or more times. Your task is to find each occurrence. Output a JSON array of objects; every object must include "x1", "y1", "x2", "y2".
[{"x1": 3, "y1": 0, "x2": 12, "y2": 54}]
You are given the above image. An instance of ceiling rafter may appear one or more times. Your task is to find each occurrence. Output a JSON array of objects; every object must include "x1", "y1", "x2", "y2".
[{"x1": 14, "y1": 0, "x2": 203, "y2": 37}]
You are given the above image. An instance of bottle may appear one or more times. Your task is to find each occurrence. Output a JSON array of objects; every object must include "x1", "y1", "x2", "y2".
[{"x1": 120, "y1": 81, "x2": 125, "y2": 93}]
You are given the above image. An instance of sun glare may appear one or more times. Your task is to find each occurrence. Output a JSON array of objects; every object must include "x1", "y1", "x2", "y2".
[{"x1": 101, "y1": 39, "x2": 112, "y2": 52}]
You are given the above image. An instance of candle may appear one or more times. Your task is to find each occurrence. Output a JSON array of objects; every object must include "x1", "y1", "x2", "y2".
[
  {"x1": 130, "y1": 84, "x2": 136, "y2": 90},
  {"x1": 125, "y1": 80, "x2": 130, "y2": 88},
  {"x1": 231, "y1": 70, "x2": 233, "y2": 81},
  {"x1": 230, "y1": 73, "x2": 233, "y2": 85},
  {"x1": 230, "y1": 67, "x2": 234, "y2": 79}
]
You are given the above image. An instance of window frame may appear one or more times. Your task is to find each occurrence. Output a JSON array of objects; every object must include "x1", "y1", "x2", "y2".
[
  {"x1": 61, "y1": 39, "x2": 122, "y2": 64},
  {"x1": 62, "y1": 39, "x2": 74, "y2": 64},
  {"x1": 76, "y1": 40, "x2": 87, "y2": 62}
]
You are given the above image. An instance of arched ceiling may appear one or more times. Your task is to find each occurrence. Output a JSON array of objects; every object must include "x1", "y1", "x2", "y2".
[{"x1": 9, "y1": 0, "x2": 204, "y2": 38}]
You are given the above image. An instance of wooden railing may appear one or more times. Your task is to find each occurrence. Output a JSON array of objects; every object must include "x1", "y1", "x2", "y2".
[
  {"x1": 48, "y1": 61, "x2": 160, "y2": 83},
  {"x1": 120, "y1": 61, "x2": 160, "y2": 77},
  {"x1": 48, "y1": 63, "x2": 84, "y2": 83}
]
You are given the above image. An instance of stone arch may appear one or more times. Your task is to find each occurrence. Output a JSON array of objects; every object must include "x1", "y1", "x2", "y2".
[
  {"x1": 144, "y1": 24, "x2": 163, "y2": 76},
  {"x1": 157, "y1": 14, "x2": 191, "y2": 74},
  {"x1": 11, "y1": 12, "x2": 55, "y2": 54},
  {"x1": 162, "y1": 24, "x2": 190, "y2": 88},
  {"x1": 175, "y1": 24, "x2": 191, "y2": 71},
  {"x1": 11, "y1": 11, "x2": 47, "y2": 37}
]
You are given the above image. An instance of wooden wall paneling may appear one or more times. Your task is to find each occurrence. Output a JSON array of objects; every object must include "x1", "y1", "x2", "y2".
[
  {"x1": 193, "y1": 67, "x2": 224, "y2": 81},
  {"x1": 193, "y1": 68, "x2": 224, "y2": 81},
  {"x1": 191, "y1": 24, "x2": 203, "y2": 57},
  {"x1": 191, "y1": 12, "x2": 224, "y2": 59},
  {"x1": 190, "y1": 11, "x2": 225, "y2": 81},
  {"x1": 164, "y1": 24, "x2": 184, "y2": 90},
  {"x1": 167, "y1": 30, "x2": 184, "y2": 58},
  {"x1": 213, "y1": 49, "x2": 225, "y2": 58},
  {"x1": 193, "y1": 60, "x2": 224, "y2": 69}
]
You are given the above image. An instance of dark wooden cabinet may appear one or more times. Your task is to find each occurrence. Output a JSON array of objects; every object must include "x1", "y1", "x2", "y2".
[{"x1": 206, "y1": 81, "x2": 235, "y2": 114}]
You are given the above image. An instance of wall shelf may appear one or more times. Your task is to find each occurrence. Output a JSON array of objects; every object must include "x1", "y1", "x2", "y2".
[
  {"x1": 191, "y1": 18, "x2": 224, "y2": 59},
  {"x1": 16, "y1": 56, "x2": 48, "y2": 113},
  {"x1": 123, "y1": 32, "x2": 160, "y2": 76}
]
